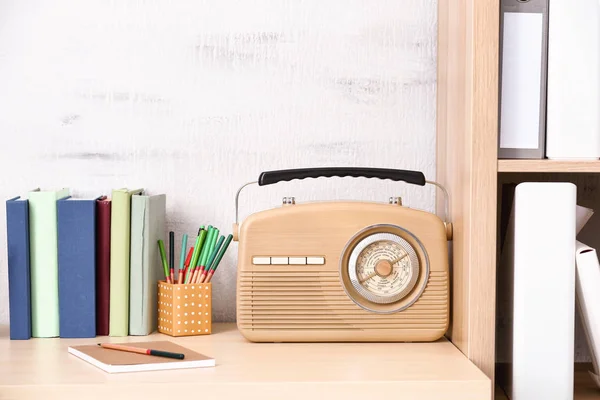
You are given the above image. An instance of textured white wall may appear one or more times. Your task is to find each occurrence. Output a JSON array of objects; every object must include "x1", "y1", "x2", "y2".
[{"x1": 0, "y1": 0, "x2": 438, "y2": 323}]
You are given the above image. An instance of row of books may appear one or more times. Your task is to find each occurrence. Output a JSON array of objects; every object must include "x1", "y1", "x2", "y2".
[
  {"x1": 6, "y1": 188, "x2": 167, "y2": 340},
  {"x1": 496, "y1": 182, "x2": 600, "y2": 398},
  {"x1": 498, "y1": 0, "x2": 600, "y2": 160}
]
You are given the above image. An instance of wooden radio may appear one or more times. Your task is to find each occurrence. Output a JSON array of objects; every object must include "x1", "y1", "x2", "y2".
[{"x1": 233, "y1": 168, "x2": 452, "y2": 342}]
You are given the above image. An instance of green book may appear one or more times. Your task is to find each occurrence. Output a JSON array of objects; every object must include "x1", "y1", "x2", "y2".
[
  {"x1": 129, "y1": 193, "x2": 166, "y2": 335},
  {"x1": 109, "y1": 188, "x2": 143, "y2": 337},
  {"x1": 28, "y1": 188, "x2": 70, "y2": 337}
]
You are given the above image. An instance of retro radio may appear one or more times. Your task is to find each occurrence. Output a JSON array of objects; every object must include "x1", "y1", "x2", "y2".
[{"x1": 233, "y1": 167, "x2": 452, "y2": 342}]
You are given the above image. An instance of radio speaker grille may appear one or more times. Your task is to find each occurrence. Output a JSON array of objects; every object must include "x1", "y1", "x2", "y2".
[{"x1": 238, "y1": 270, "x2": 448, "y2": 331}]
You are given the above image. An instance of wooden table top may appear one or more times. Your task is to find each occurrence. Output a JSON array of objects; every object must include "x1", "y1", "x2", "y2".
[{"x1": 0, "y1": 323, "x2": 491, "y2": 400}]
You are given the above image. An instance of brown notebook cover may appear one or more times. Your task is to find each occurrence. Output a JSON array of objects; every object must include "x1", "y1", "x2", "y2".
[
  {"x1": 68, "y1": 341, "x2": 215, "y2": 373},
  {"x1": 96, "y1": 198, "x2": 111, "y2": 336}
]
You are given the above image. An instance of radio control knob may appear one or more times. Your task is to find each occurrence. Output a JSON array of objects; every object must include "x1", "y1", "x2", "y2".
[
  {"x1": 389, "y1": 197, "x2": 402, "y2": 206},
  {"x1": 282, "y1": 197, "x2": 296, "y2": 205}
]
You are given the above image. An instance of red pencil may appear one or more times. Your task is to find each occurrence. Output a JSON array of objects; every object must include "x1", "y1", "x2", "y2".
[
  {"x1": 179, "y1": 246, "x2": 194, "y2": 284},
  {"x1": 178, "y1": 247, "x2": 194, "y2": 284}
]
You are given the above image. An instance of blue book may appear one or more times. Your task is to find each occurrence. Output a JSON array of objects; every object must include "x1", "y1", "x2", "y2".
[
  {"x1": 6, "y1": 196, "x2": 32, "y2": 340},
  {"x1": 57, "y1": 196, "x2": 98, "y2": 338}
]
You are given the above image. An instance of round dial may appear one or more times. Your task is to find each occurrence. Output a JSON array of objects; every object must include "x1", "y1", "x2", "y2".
[{"x1": 347, "y1": 232, "x2": 420, "y2": 305}]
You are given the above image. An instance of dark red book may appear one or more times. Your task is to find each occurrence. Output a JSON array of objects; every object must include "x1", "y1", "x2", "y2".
[{"x1": 96, "y1": 197, "x2": 111, "y2": 336}]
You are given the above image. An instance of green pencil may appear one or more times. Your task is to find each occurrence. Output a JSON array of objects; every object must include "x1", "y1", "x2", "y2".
[
  {"x1": 177, "y1": 233, "x2": 188, "y2": 284},
  {"x1": 158, "y1": 240, "x2": 170, "y2": 283},
  {"x1": 205, "y1": 228, "x2": 219, "y2": 270},
  {"x1": 200, "y1": 235, "x2": 224, "y2": 283},
  {"x1": 205, "y1": 234, "x2": 233, "y2": 283},
  {"x1": 186, "y1": 229, "x2": 207, "y2": 284},
  {"x1": 191, "y1": 227, "x2": 212, "y2": 283}
]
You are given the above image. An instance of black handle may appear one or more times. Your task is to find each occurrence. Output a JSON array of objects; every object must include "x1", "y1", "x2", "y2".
[{"x1": 258, "y1": 167, "x2": 426, "y2": 187}]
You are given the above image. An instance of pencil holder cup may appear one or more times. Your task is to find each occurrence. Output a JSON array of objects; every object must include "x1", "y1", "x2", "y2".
[{"x1": 157, "y1": 281, "x2": 212, "y2": 337}]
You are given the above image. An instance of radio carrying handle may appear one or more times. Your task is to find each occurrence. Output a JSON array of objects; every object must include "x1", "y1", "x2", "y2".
[
  {"x1": 258, "y1": 167, "x2": 427, "y2": 187},
  {"x1": 234, "y1": 167, "x2": 452, "y2": 238}
]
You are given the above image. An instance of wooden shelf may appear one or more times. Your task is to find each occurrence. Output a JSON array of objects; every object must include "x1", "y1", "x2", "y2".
[
  {"x1": 0, "y1": 323, "x2": 491, "y2": 400},
  {"x1": 494, "y1": 364, "x2": 599, "y2": 399},
  {"x1": 498, "y1": 160, "x2": 600, "y2": 173}
]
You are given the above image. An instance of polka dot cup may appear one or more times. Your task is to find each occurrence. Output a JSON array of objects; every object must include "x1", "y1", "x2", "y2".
[{"x1": 157, "y1": 281, "x2": 212, "y2": 337}]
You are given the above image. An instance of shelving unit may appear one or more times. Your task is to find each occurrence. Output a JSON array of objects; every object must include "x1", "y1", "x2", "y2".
[
  {"x1": 437, "y1": 1, "x2": 600, "y2": 399},
  {"x1": 499, "y1": 160, "x2": 600, "y2": 173}
]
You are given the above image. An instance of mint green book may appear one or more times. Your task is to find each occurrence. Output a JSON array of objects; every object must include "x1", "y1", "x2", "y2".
[
  {"x1": 109, "y1": 188, "x2": 143, "y2": 337},
  {"x1": 28, "y1": 188, "x2": 70, "y2": 337},
  {"x1": 129, "y1": 193, "x2": 166, "y2": 335}
]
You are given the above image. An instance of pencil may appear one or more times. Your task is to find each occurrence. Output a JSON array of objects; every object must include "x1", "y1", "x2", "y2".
[
  {"x1": 169, "y1": 231, "x2": 175, "y2": 284},
  {"x1": 200, "y1": 235, "x2": 224, "y2": 283},
  {"x1": 98, "y1": 343, "x2": 185, "y2": 360},
  {"x1": 199, "y1": 227, "x2": 218, "y2": 283},
  {"x1": 181, "y1": 246, "x2": 194, "y2": 284},
  {"x1": 194, "y1": 227, "x2": 216, "y2": 284},
  {"x1": 158, "y1": 240, "x2": 171, "y2": 283},
  {"x1": 186, "y1": 228, "x2": 207, "y2": 284},
  {"x1": 192, "y1": 227, "x2": 212, "y2": 284},
  {"x1": 184, "y1": 235, "x2": 201, "y2": 283},
  {"x1": 206, "y1": 234, "x2": 233, "y2": 283},
  {"x1": 177, "y1": 234, "x2": 188, "y2": 284},
  {"x1": 184, "y1": 234, "x2": 201, "y2": 284}
]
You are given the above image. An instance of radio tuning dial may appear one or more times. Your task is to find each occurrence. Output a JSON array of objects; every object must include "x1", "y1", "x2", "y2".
[{"x1": 340, "y1": 225, "x2": 429, "y2": 314}]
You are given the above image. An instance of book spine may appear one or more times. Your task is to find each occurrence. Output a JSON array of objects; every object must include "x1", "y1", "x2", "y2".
[
  {"x1": 96, "y1": 200, "x2": 111, "y2": 336},
  {"x1": 58, "y1": 199, "x2": 96, "y2": 338},
  {"x1": 109, "y1": 190, "x2": 134, "y2": 336},
  {"x1": 6, "y1": 198, "x2": 32, "y2": 340},
  {"x1": 147, "y1": 195, "x2": 166, "y2": 335},
  {"x1": 29, "y1": 190, "x2": 69, "y2": 337},
  {"x1": 546, "y1": 0, "x2": 600, "y2": 159},
  {"x1": 575, "y1": 242, "x2": 600, "y2": 382},
  {"x1": 511, "y1": 182, "x2": 576, "y2": 399},
  {"x1": 128, "y1": 195, "x2": 146, "y2": 335},
  {"x1": 498, "y1": 0, "x2": 548, "y2": 159}
]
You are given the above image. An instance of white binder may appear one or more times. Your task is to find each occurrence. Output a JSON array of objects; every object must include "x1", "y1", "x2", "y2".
[
  {"x1": 575, "y1": 241, "x2": 600, "y2": 389},
  {"x1": 498, "y1": 0, "x2": 548, "y2": 159},
  {"x1": 546, "y1": 0, "x2": 600, "y2": 160},
  {"x1": 499, "y1": 182, "x2": 577, "y2": 400}
]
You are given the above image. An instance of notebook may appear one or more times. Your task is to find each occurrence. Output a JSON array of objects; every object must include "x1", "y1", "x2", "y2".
[{"x1": 68, "y1": 341, "x2": 215, "y2": 373}]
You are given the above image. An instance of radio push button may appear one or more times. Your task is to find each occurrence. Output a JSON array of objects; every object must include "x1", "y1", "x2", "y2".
[
  {"x1": 289, "y1": 257, "x2": 307, "y2": 265},
  {"x1": 252, "y1": 257, "x2": 271, "y2": 265},
  {"x1": 306, "y1": 257, "x2": 325, "y2": 265},
  {"x1": 271, "y1": 257, "x2": 289, "y2": 265}
]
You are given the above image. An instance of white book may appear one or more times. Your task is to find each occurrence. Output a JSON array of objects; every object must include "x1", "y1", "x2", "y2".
[
  {"x1": 546, "y1": 0, "x2": 600, "y2": 160},
  {"x1": 504, "y1": 182, "x2": 577, "y2": 400},
  {"x1": 575, "y1": 241, "x2": 600, "y2": 388}
]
